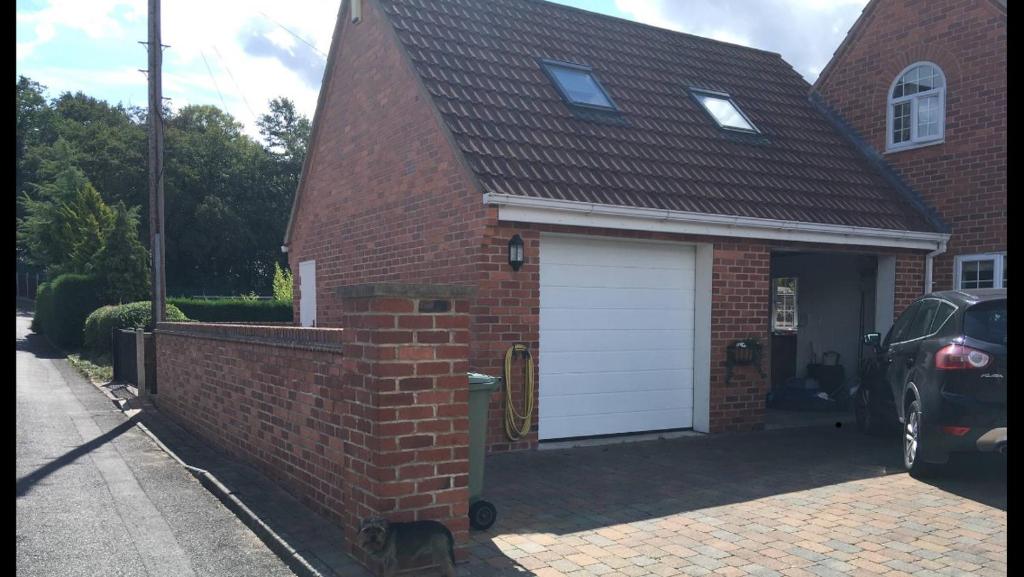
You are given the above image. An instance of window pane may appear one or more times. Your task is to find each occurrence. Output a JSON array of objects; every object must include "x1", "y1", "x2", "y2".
[
  {"x1": 907, "y1": 299, "x2": 940, "y2": 340},
  {"x1": 894, "y1": 64, "x2": 943, "y2": 100},
  {"x1": 887, "y1": 301, "x2": 921, "y2": 346},
  {"x1": 961, "y1": 259, "x2": 996, "y2": 290},
  {"x1": 929, "y1": 302, "x2": 956, "y2": 334},
  {"x1": 917, "y1": 94, "x2": 940, "y2": 138},
  {"x1": 964, "y1": 300, "x2": 1006, "y2": 346},
  {"x1": 773, "y1": 278, "x2": 797, "y2": 330},
  {"x1": 893, "y1": 102, "x2": 911, "y2": 143},
  {"x1": 548, "y1": 65, "x2": 614, "y2": 108},
  {"x1": 696, "y1": 94, "x2": 756, "y2": 131}
]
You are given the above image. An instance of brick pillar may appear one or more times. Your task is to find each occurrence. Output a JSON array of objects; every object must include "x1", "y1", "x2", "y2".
[{"x1": 338, "y1": 283, "x2": 473, "y2": 566}]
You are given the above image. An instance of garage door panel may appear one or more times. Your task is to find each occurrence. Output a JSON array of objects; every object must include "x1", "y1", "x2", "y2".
[
  {"x1": 542, "y1": 348, "x2": 694, "y2": 374},
  {"x1": 543, "y1": 237, "x2": 696, "y2": 270},
  {"x1": 542, "y1": 328, "x2": 693, "y2": 354},
  {"x1": 542, "y1": 308, "x2": 695, "y2": 331},
  {"x1": 541, "y1": 409, "x2": 689, "y2": 440},
  {"x1": 539, "y1": 234, "x2": 696, "y2": 440},
  {"x1": 542, "y1": 286, "x2": 694, "y2": 310},
  {"x1": 542, "y1": 389, "x2": 692, "y2": 417},
  {"x1": 538, "y1": 369, "x2": 693, "y2": 397},
  {"x1": 543, "y1": 264, "x2": 695, "y2": 290}
]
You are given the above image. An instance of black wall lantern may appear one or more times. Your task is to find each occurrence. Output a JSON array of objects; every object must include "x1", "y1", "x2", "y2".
[{"x1": 508, "y1": 234, "x2": 525, "y2": 271}]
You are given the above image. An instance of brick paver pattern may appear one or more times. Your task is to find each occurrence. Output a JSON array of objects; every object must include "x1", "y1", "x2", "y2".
[{"x1": 459, "y1": 426, "x2": 1006, "y2": 577}]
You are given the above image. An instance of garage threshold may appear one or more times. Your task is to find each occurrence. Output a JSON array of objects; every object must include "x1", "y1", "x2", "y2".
[{"x1": 538, "y1": 429, "x2": 704, "y2": 451}]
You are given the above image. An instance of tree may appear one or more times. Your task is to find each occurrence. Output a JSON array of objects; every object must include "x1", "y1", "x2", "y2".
[
  {"x1": 89, "y1": 202, "x2": 151, "y2": 303},
  {"x1": 257, "y1": 97, "x2": 311, "y2": 162},
  {"x1": 18, "y1": 162, "x2": 115, "y2": 276}
]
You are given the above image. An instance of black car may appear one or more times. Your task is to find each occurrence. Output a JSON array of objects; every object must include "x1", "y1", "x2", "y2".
[{"x1": 855, "y1": 289, "x2": 1006, "y2": 476}]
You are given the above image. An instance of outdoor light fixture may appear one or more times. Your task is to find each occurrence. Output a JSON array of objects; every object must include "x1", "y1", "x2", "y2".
[{"x1": 508, "y1": 234, "x2": 525, "y2": 271}]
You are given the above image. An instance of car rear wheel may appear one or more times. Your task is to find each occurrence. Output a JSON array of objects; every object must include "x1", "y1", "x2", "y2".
[{"x1": 904, "y1": 398, "x2": 938, "y2": 478}]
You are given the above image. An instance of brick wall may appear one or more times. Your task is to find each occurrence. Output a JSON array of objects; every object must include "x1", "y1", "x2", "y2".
[
  {"x1": 815, "y1": 0, "x2": 1006, "y2": 291},
  {"x1": 155, "y1": 284, "x2": 473, "y2": 568},
  {"x1": 155, "y1": 323, "x2": 348, "y2": 524},
  {"x1": 336, "y1": 286, "x2": 471, "y2": 563},
  {"x1": 287, "y1": 0, "x2": 486, "y2": 326}
]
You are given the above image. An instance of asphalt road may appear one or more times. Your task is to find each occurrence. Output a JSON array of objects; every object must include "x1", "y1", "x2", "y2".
[{"x1": 16, "y1": 313, "x2": 297, "y2": 577}]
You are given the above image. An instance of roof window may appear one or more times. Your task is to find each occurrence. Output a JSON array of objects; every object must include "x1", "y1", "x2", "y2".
[
  {"x1": 541, "y1": 60, "x2": 617, "y2": 110},
  {"x1": 691, "y1": 89, "x2": 758, "y2": 133}
]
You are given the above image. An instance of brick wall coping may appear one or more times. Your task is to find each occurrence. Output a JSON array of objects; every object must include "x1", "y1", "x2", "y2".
[
  {"x1": 336, "y1": 283, "x2": 476, "y2": 299},
  {"x1": 155, "y1": 322, "x2": 345, "y2": 353}
]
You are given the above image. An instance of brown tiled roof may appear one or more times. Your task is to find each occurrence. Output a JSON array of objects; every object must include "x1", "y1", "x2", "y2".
[{"x1": 378, "y1": 0, "x2": 939, "y2": 232}]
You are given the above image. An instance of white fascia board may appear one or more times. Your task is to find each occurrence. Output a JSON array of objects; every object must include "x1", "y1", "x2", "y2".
[{"x1": 484, "y1": 193, "x2": 949, "y2": 251}]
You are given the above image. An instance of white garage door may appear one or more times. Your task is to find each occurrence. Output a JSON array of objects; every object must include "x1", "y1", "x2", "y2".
[{"x1": 539, "y1": 234, "x2": 696, "y2": 440}]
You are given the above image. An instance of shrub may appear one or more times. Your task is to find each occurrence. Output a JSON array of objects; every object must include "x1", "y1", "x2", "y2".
[
  {"x1": 33, "y1": 273, "x2": 103, "y2": 349},
  {"x1": 83, "y1": 301, "x2": 188, "y2": 356},
  {"x1": 30, "y1": 281, "x2": 53, "y2": 334},
  {"x1": 168, "y1": 297, "x2": 292, "y2": 323},
  {"x1": 272, "y1": 262, "x2": 293, "y2": 302}
]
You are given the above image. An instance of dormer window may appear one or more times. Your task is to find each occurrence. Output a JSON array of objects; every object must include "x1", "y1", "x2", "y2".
[
  {"x1": 887, "y1": 62, "x2": 946, "y2": 151},
  {"x1": 690, "y1": 89, "x2": 759, "y2": 133},
  {"x1": 541, "y1": 60, "x2": 617, "y2": 110}
]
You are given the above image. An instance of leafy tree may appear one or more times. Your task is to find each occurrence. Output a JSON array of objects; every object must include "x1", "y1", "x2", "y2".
[
  {"x1": 16, "y1": 76, "x2": 56, "y2": 203},
  {"x1": 89, "y1": 202, "x2": 151, "y2": 303},
  {"x1": 18, "y1": 162, "x2": 115, "y2": 276},
  {"x1": 272, "y1": 262, "x2": 293, "y2": 302},
  {"x1": 15, "y1": 78, "x2": 311, "y2": 298}
]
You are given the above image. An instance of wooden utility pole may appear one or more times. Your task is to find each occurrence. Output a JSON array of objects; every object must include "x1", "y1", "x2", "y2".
[{"x1": 147, "y1": 0, "x2": 166, "y2": 324}]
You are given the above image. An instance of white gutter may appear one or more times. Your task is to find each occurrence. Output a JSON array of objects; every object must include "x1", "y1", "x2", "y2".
[
  {"x1": 483, "y1": 193, "x2": 950, "y2": 251},
  {"x1": 924, "y1": 240, "x2": 948, "y2": 294}
]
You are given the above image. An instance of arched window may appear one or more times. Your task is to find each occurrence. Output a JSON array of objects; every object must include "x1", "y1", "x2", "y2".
[{"x1": 887, "y1": 62, "x2": 946, "y2": 151}]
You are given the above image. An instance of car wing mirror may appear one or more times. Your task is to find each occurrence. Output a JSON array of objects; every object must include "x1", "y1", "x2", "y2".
[{"x1": 863, "y1": 332, "x2": 881, "y2": 347}]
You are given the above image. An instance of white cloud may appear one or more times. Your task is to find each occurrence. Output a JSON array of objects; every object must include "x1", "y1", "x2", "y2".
[
  {"x1": 612, "y1": 0, "x2": 869, "y2": 82},
  {"x1": 18, "y1": 0, "x2": 337, "y2": 138}
]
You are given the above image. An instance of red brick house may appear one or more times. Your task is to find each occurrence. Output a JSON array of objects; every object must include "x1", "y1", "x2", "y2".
[
  {"x1": 812, "y1": 0, "x2": 1006, "y2": 293},
  {"x1": 283, "y1": 0, "x2": 952, "y2": 452}
]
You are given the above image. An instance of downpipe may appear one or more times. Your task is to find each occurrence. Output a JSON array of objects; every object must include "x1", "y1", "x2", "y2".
[{"x1": 924, "y1": 240, "x2": 948, "y2": 294}]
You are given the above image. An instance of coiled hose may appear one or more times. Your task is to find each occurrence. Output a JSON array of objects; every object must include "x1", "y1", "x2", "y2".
[{"x1": 503, "y1": 343, "x2": 535, "y2": 441}]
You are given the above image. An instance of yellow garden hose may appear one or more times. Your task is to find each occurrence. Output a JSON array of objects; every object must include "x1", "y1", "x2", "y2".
[{"x1": 503, "y1": 343, "x2": 535, "y2": 441}]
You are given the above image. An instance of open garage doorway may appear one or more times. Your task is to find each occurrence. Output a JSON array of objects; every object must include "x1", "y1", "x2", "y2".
[{"x1": 766, "y1": 251, "x2": 893, "y2": 430}]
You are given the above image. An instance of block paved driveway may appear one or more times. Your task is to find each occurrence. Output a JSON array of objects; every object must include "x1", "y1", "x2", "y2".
[{"x1": 462, "y1": 425, "x2": 1006, "y2": 577}]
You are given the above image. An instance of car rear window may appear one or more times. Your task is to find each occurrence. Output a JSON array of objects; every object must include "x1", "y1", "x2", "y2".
[{"x1": 964, "y1": 300, "x2": 1006, "y2": 345}]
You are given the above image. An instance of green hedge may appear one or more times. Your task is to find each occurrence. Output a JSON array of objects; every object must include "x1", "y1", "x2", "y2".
[
  {"x1": 168, "y1": 297, "x2": 293, "y2": 323},
  {"x1": 30, "y1": 281, "x2": 53, "y2": 334},
  {"x1": 83, "y1": 301, "x2": 189, "y2": 356},
  {"x1": 32, "y1": 274, "x2": 104, "y2": 349}
]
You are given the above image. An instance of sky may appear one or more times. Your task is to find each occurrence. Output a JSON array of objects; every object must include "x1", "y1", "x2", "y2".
[{"x1": 16, "y1": 0, "x2": 869, "y2": 139}]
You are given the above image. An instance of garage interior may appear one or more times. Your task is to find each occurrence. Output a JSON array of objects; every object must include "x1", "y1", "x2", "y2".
[{"x1": 767, "y1": 251, "x2": 880, "y2": 429}]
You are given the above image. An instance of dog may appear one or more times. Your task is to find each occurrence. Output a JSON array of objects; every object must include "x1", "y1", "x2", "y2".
[{"x1": 358, "y1": 516, "x2": 456, "y2": 577}]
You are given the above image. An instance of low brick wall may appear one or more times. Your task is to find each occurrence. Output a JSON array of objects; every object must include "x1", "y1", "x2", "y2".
[
  {"x1": 156, "y1": 322, "x2": 349, "y2": 523},
  {"x1": 155, "y1": 284, "x2": 473, "y2": 567}
]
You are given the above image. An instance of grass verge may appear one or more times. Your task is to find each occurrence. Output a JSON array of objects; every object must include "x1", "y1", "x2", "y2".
[{"x1": 67, "y1": 352, "x2": 114, "y2": 385}]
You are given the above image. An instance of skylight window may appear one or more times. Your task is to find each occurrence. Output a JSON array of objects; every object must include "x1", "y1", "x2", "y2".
[
  {"x1": 691, "y1": 90, "x2": 758, "y2": 132},
  {"x1": 541, "y1": 60, "x2": 617, "y2": 110}
]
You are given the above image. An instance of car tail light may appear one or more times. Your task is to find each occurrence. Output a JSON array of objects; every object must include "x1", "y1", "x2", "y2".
[
  {"x1": 942, "y1": 426, "x2": 972, "y2": 436},
  {"x1": 935, "y1": 344, "x2": 992, "y2": 370}
]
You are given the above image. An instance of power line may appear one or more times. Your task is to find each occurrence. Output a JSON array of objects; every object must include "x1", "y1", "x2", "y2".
[
  {"x1": 212, "y1": 45, "x2": 258, "y2": 121},
  {"x1": 256, "y1": 10, "x2": 327, "y2": 58},
  {"x1": 199, "y1": 48, "x2": 228, "y2": 111}
]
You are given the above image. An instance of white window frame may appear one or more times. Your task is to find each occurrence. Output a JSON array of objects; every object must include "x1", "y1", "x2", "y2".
[
  {"x1": 954, "y1": 252, "x2": 1006, "y2": 290},
  {"x1": 772, "y1": 277, "x2": 798, "y2": 332},
  {"x1": 690, "y1": 88, "x2": 760, "y2": 133},
  {"x1": 886, "y1": 62, "x2": 946, "y2": 152}
]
